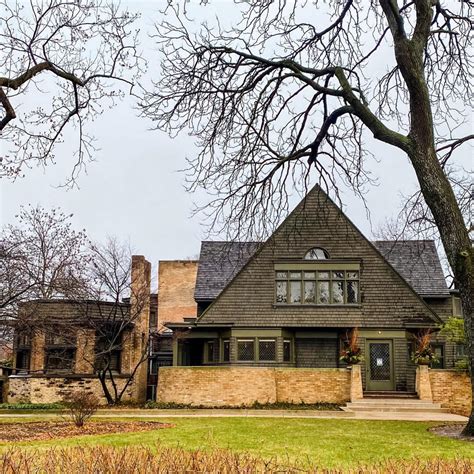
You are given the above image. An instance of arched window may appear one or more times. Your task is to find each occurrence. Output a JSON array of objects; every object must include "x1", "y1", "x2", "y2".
[{"x1": 304, "y1": 247, "x2": 329, "y2": 260}]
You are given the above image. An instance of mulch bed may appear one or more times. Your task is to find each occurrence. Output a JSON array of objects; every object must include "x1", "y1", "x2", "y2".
[
  {"x1": 0, "y1": 421, "x2": 173, "y2": 442},
  {"x1": 430, "y1": 424, "x2": 474, "y2": 442}
]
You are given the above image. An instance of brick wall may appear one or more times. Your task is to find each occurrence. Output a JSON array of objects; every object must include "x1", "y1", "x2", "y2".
[
  {"x1": 157, "y1": 367, "x2": 351, "y2": 406},
  {"x1": 429, "y1": 369, "x2": 472, "y2": 416},
  {"x1": 8, "y1": 376, "x2": 135, "y2": 405},
  {"x1": 275, "y1": 368, "x2": 350, "y2": 404},
  {"x1": 157, "y1": 261, "x2": 198, "y2": 331}
]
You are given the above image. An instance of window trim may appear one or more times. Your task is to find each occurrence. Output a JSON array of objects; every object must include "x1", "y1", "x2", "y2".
[
  {"x1": 275, "y1": 267, "x2": 360, "y2": 306},
  {"x1": 236, "y1": 338, "x2": 256, "y2": 362}
]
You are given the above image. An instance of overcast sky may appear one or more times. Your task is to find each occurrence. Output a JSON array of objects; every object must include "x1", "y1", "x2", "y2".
[{"x1": 0, "y1": 1, "x2": 471, "y2": 277}]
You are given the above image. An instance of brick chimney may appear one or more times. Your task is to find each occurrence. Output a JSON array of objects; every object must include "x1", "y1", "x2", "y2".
[{"x1": 130, "y1": 255, "x2": 151, "y2": 402}]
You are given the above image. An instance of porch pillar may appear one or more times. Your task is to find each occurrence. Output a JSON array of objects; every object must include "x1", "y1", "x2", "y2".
[
  {"x1": 415, "y1": 365, "x2": 433, "y2": 401},
  {"x1": 350, "y1": 365, "x2": 363, "y2": 401}
]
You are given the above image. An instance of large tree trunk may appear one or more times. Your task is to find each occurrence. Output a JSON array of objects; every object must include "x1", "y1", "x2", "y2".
[{"x1": 408, "y1": 145, "x2": 473, "y2": 435}]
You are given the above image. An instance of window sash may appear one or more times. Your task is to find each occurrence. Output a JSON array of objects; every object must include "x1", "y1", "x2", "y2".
[
  {"x1": 275, "y1": 269, "x2": 360, "y2": 305},
  {"x1": 258, "y1": 339, "x2": 276, "y2": 361},
  {"x1": 237, "y1": 339, "x2": 255, "y2": 361}
]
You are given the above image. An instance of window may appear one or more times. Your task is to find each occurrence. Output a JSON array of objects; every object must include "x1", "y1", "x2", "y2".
[
  {"x1": 237, "y1": 339, "x2": 255, "y2": 361},
  {"x1": 452, "y1": 296, "x2": 463, "y2": 317},
  {"x1": 45, "y1": 348, "x2": 75, "y2": 372},
  {"x1": 275, "y1": 270, "x2": 359, "y2": 305},
  {"x1": 455, "y1": 343, "x2": 467, "y2": 358},
  {"x1": 304, "y1": 247, "x2": 329, "y2": 260},
  {"x1": 46, "y1": 333, "x2": 75, "y2": 346},
  {"x1": 430, "y1": 344, "x2": 445, "y2": 369},
  {"x1": 222, "y1": 339, "x2": 230, "y2": 362},
  {"x1": 206, "y1": 340, "x2": 215, "y2": 363},
  {"x1": 16, "y1": 334, "x2": 31, "y2": 347},
  {"x1": 15, "y1": 350, "x2": 30, "y2": 372},
  {"x1": 258, "y1": 339, "x2": 276, "y2": 361},
  {"x1": 283, "y1": 339, "x2": 292, "y2": 362},
  {"x1": 95, "y1": 331, "x2": 122, "y2": 374}
]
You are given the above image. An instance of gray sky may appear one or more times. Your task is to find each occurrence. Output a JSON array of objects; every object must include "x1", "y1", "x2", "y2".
[{"x1": 0, "y1": 1, "x2": 471, "y2": 275}]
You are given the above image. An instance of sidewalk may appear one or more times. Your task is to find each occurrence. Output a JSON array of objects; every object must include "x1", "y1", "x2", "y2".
[{"x1": 0, "y1": 408, "x2": 467, "y2": 422}]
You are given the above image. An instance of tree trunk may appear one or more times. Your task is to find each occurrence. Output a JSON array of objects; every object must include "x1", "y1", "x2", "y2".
[
  {"x1": 408, "y1": 145, "x2": 473, "y2": 435},
  {"x1": 97, "y1": 371, "x2": 115, "y2": 405}
]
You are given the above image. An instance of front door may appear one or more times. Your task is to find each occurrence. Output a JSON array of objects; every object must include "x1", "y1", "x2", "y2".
[{"x1": 366, "y1": 340, "x2": 395, "y2": 391}]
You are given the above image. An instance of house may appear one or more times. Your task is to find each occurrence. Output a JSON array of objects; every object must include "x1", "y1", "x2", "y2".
[
  {"x1": 156, "y1": 186, "x2": 469, "y2": 411},
  {"x1": 6, "y1": 186, "x2": 470, "y2": 413}
]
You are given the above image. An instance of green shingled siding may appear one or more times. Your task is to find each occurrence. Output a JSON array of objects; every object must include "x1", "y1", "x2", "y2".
[{"x1": 197, "y1": 187, "x2": 439, "y2": 329}]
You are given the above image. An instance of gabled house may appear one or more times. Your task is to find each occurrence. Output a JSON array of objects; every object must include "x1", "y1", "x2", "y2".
[{"x1": 163, "y1": 185, "x2": 458, "y2": 395}]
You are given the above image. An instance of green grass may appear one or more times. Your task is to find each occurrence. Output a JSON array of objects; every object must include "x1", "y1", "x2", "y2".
[{"x1": 0, "y1": 417, "x2": 472, "y2": 468}]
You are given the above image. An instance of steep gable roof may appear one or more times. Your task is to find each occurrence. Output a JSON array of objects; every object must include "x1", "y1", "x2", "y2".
[
  {"x1": 195, "y1": 185, "x2": 442, "y2": 328},
  {"x1": 373, "y1": 241, "x2": 449, "y2": 297}
]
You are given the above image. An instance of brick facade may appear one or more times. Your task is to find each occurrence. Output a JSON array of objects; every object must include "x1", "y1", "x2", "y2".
[
  {"x1": 7, "y1": 375, "x2": 134, "y2": 405},
  {"x1": 157, "y1": 366, "x2": 351, "y2": 406},
  {"x1": 430, "y1": 369, "x2": 472, "y2": 416},
  {"x1": 157, "y1": 261, "x2": 198, "y2": 331}
]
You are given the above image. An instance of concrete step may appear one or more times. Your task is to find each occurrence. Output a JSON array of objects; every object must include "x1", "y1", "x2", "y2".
[
  {"x1": 344, "y1": 398, "x2": 448, "y2": 413},
  {"x1": 342, "y1": 405, "x2": 450, "y2": 413},
  {"x1": 348, "y1": 399, "x2": 442, "y2": 408},
  {"x1": 363, "y1": 391, "x2": 418, "y2": 399}
]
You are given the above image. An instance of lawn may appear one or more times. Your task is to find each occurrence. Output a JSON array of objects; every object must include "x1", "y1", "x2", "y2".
[{"x1": 1, "y1": 417, "x2": 473, "y2": 469}]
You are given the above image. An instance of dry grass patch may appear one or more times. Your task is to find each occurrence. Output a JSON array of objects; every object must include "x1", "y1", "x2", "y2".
[
  {"x1": 0, "y1": 421, "x2": 171, "y2": 442},
  {"x1": 0, "y1": 446, "x2": 472, "y2": 473}
]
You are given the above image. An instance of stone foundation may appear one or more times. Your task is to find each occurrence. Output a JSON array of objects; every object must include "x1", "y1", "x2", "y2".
[
  {"x1": 429, "y1": 369, "x2": 472, "y2": 417},
  {"x1": 157, "y1": 367, "x2": 351, "y2": 407},
  {"x1": 7, "y1": 375, "x2": 135, "y2": 405}
]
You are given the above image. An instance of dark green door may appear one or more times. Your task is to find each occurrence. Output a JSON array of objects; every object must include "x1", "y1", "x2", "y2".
[{"x1": 366, "y1": 340, "x2": 395, "y2": 391}]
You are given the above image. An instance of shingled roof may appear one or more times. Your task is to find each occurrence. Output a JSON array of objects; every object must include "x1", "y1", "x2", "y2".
[
  {"x1": 373, "y1": 240, "x2": 449, "y2": 297},
  {"x1": 195, "y1": 239, "x2": 449, "y2": 301},
  {"x1": 194, "y1": 241, "x2": 260, "y2": 301}
]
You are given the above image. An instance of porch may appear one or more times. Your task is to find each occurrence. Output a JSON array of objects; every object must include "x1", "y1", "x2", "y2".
[{"x1": 170, "y1": 327, "x2": 419, "y2": 393}]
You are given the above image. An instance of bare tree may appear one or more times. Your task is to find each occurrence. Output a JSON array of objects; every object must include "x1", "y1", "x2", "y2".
[
  {"x1": 0, "y1": 0, "x2": 144, "y2": 183},
  {"x1": 79, "y1": 238, "x2": 150, "y2": 405},
  {"x1": 142, "y1": 1, "x2": 473, "y2": 434},
  {"x1": 0, "y1": 205, "x2": 89, "y2": 355}
]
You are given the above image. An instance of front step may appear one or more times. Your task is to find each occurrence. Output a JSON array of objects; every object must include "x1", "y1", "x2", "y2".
[
  {"x1": 343, "y1": 398, "x2": 449, "y2": 413},
  {"x1": 363, "y1": 391, "x2": 418, "y2": 399}
]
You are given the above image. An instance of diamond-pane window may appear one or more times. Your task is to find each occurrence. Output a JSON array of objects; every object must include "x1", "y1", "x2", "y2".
[
  {"x1": 304, "y1": 280, "x2": 316, "y2": 303},
  {"x1": 276, "y1": 281, "x2": 287, "y2": 303},
  {"x1": 318, "y1": 281, "x2": 330, "y2": 304},
  {"x1": 237, "y1": 339, "x2": 255, "y2": 361},
  {"x1": 258, "y1": 339, "x2": 276, "y2": 361},
  {"x1": 347, "y1": 280, "x2": 358, "y2": 303},
  {"x1": 290, "y1": 281, "x2": 301, "y2": 303},
  {"x1": 332, "y1": 281, "x2": 344, "y2": 303}
]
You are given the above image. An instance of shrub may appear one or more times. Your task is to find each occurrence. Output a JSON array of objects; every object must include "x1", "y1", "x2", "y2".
[
  {"x1": 62, "y1": 392, "x2": 99, "y2": 428},
  {"x1": 0, "y1": 446, "x2": 472, "y2": 473},
  {"x1": 0, "y1": 402, "x2": 63, "y2": 410}
]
